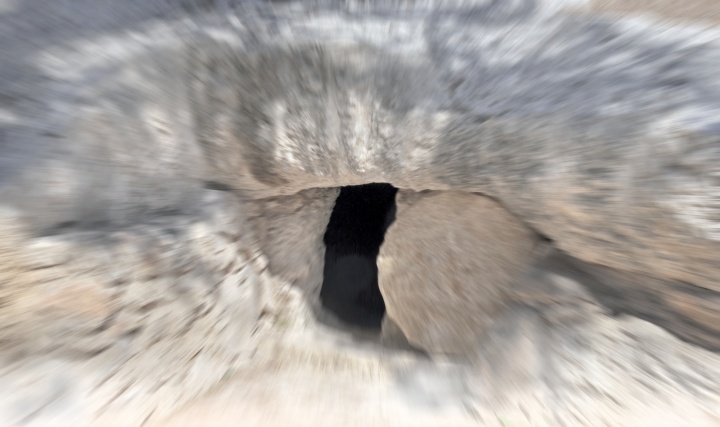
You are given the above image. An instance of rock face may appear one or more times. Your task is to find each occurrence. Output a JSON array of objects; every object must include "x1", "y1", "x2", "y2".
[
  {"x1": 0, "y1": 190, "x2": 265, "y2": 425},
  {"x1": 1, "y1": 0, "x2": 720, "y2": 425},
  {"x1": 378, "y1": 190, "x2": 541, "y2": 354}
]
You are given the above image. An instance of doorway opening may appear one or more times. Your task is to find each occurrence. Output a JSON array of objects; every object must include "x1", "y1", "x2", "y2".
[{"x1": 320, "y1": 183, "x2": 398, "y2": 330}]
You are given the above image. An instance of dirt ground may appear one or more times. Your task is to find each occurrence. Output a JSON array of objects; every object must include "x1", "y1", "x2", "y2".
[{"x1": 154, "y1": 326, "x2": 481, "y2": 427}]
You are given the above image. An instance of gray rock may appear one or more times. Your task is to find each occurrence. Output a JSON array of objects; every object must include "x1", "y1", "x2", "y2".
[{"x1": 1, "y1": 0, "x2": 720, "y2": 424}]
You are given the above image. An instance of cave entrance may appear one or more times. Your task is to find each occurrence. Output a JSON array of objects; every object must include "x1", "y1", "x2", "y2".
[{"x1": 320, "y1": 183, "x2": 398, "y2": 330}]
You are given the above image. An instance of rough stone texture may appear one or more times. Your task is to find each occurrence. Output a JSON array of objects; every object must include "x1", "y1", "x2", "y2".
[
  {"x1": 244, "y1": 187, "x2": 339, "y2": 315},
  {"x1": 591, "y1": 0, "x2": 720, "y2": 23},
  {"x1": 0, "y1": 189, "x2": 265, "y2": 425},
  {"x1": 0, "y1": 0, "x2": 720, "y2": 425},
  {"x1": 465, "y1": 249, "x2": 720, "y2": 426},
  {"x1": 154, "y1": 268, "x2": 720, "y2": 427},
  {"x1": 2, "y1": 0, "x2": 719, "y2": 348},
  {"x1": 378, "y1": 190, "x2": 542, "y2": 354},
  {"x1": 467, "y1": 284, "x2": 720, "y2": 427},
  {"x1": 549, "y1": 253, "x2": 720, "y2": 352}
]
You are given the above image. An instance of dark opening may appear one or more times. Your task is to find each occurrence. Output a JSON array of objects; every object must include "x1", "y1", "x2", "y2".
[{"x1": 320, "y1": 183, "x2": 398, "y2": 330}]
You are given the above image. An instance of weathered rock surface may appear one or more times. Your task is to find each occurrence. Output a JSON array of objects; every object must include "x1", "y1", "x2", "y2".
[
  {"x1": 0, "y1": 0, "x2": 720, "y2": 425},
  {"x1": 156, "y1": 269, "x2": 720, "y2": 427},
  {"x1": 378, "y1": 190, "x2": 542, "y2": 354},
  {"x1": 0, "y1": 189, "x2": 265, "y2": 424}
]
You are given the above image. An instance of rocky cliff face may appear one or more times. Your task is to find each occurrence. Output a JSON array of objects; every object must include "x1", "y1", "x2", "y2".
[{"x1": 1, "y1": 0, "x2": 719, "y2": 425}]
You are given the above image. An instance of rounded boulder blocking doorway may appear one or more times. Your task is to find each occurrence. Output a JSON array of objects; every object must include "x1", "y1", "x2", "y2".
[{"x1": 319, "y1": 183, "x2": 398, "y2": 330}]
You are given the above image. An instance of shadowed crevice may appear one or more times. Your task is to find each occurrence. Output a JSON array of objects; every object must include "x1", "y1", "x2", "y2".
[{"x1": 320, "y1": 183, "x2": 398, "y2": 330}]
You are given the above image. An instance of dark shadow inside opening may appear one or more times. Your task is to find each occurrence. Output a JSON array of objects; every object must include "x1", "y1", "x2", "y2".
[{"x1": 320, "y1": 183, "x2": 398, "y2": 330}]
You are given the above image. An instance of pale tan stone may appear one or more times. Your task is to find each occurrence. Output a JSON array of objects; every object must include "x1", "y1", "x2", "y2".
[{"x1": 378, "y1": 191, "x2": 541, "y2": 355}]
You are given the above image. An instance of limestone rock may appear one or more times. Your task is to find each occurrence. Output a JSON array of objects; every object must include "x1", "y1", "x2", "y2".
[
  {"x1": 0, "y1": 190, "x2": 264, "y2": 424},
  {"x1": 1, "y1": 0, "x2": 718, "y2": 352},
  {"x1": 379, "y1": 191, "x2": 541, "y2": 354},
  {"x1": 1, "y1": 0, "x2": 720, "y2": 424}
]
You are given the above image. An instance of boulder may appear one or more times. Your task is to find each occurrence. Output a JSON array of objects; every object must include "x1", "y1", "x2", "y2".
[{"x1": 378, "y1": 190, "x2": 541, "y2": 354}]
